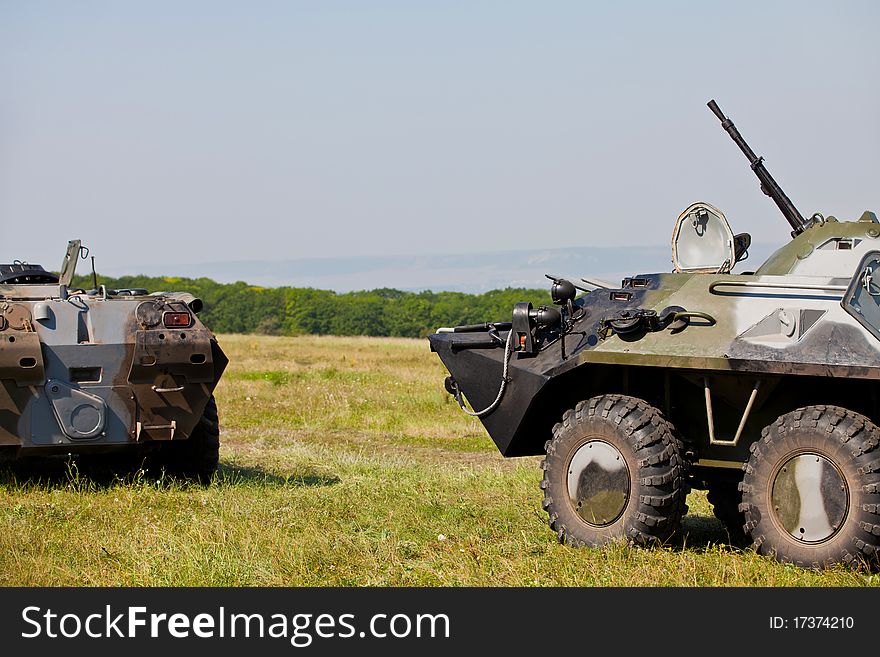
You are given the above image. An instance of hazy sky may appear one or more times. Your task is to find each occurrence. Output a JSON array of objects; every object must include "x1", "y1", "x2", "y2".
[{"x1": 2, "y1": 1, "x2": 878, "y2": 273}]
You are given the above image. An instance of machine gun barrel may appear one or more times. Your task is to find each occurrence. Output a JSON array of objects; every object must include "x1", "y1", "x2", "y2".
[{"x1": 707, "y1": 99, "x2": 809, "y2": 236}]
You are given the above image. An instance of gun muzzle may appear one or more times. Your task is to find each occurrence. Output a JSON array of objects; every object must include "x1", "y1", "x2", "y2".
[{"x1": 707, "y1": 99, "x2": 725, "y2": 122}]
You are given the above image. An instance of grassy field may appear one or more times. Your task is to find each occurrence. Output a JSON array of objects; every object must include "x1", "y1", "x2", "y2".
[{"x1": 1, "y1": 334, "x2": 878, "y2": 587}]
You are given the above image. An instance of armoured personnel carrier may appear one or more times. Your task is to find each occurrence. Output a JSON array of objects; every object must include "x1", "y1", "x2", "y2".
[
  {"x1": 429, "y1": 100, "x2": 880, "y2": 569},
  {"x1": 0, "y1": 241, "x2": 227, "y2": 482}
]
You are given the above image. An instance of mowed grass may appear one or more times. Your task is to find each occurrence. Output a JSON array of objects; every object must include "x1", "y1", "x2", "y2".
[{"x1": 1, "y1": 334, "x2": 877, "y2": 587}]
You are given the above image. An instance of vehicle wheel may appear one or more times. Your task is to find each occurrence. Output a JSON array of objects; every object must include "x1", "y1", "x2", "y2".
[
  {"x1": 706, "y1": 479, "x2": 748, "y2": 546},
  {"x1": 541, "y1": 394, "x2": 688, "y2": 547},
  {"x1": 154, "y1": 395, "x2": 220, "y2": 485},
  {"x1": 740, "y1": 405, "x2": 880, "y2": 570}
]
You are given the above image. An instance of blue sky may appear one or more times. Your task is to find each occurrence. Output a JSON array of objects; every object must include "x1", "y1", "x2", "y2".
[{"x1": 1, "y1": 1, "x2": 878, "y2": 273}]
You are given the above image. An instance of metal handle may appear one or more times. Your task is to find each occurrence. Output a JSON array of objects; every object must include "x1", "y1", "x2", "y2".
[
  {"x1": 672, "y1": 311, "x2": 716, "y2": 326},
  {"x1": 151, "y1": 385, "x2": 184, "y2": 393},
  {"x1": 709, "y1": 280, "x2": 847, "y2": 296}
]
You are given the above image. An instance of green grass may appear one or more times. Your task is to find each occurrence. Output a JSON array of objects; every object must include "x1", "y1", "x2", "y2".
[{"x1": 0, "y1": 334, "x2": 877, "y2": 587}]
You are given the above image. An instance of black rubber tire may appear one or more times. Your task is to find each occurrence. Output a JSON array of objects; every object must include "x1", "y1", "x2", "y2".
[
  {"x1": 155, "y1": 396, "x2": 220, "y2": 485},
  {"x1": 706, "y1": 480, "x2": 748, "y2": 547},
  {"x1": 541, "y1": 394, "x2": 688, "y2": 547},
  {"x1": 740, "y1": 405, "x2": 880, "y2": 570}
]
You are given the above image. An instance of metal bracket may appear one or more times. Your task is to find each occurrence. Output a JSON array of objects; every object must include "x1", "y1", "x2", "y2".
[
  {"x1": 135, "y1": 419, "x2": 177, "y2": 441},
  {"x1": 705, "y1": 378, "x2": 761, "y2": 447}
]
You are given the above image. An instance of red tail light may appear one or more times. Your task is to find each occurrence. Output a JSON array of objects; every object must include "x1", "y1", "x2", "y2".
[{"x1": 163, "y1": 312, "x2": 193, "y2": 328}]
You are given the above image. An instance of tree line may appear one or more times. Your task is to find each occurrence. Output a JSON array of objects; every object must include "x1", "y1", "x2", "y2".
[{"x1": 72, "y1": 273, "x2": 550, "y2": 338}]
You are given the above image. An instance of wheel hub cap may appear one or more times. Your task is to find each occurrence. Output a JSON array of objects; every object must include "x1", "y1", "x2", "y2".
[
  {"x1": 567, "y1": 440, "x2": 630, "y2": 526},
  {"x1": 770, "y1": 453, "x2": 848, "y2": 543}
]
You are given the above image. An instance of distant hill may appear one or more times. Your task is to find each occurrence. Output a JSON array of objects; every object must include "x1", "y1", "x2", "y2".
[{"x1": 100, "y1": 242, "x2": 780, "y2": 293}]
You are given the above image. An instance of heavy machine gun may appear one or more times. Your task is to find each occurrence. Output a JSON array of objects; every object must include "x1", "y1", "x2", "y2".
[{"x1": 707, "y1": 99, "x2": 809, "y2": 237}]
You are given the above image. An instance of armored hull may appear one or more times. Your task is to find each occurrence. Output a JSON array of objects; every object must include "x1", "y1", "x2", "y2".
[
  {"x1": 431, "y1": 218, "x2": 880, "y2": 463},
  {"x1": 0, "y1": 242, "x2": 227, "y2": 481}
]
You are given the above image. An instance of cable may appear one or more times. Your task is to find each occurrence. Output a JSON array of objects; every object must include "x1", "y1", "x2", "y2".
[{"x1": 454, "y1": 330, "x2": 514, "y2": 417}]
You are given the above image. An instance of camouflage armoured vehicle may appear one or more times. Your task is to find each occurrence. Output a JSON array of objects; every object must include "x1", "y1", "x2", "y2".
[
  {"x1": 429, "y1": 100, "x2": 880, "y2": 569},
  {"x1": 0, "y1": 241, "x2": 227, "y2": 482}
]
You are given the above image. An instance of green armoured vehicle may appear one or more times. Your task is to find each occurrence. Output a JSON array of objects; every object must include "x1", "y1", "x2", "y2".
[
  {"x1": 0, "y1": 241, "x2": 227, "y2": 482},
  {"x1": 429, "y1": 100, "x2": 880, "y2": 569}
]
